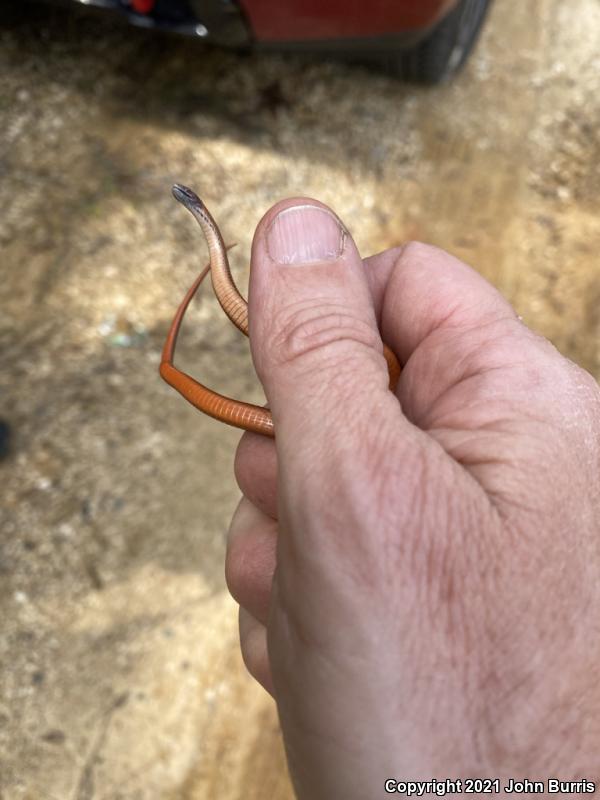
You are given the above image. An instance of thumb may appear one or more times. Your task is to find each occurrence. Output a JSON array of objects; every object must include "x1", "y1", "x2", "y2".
[{"x1": 248, "y1": 198, "x2": 402, "y2": 467}]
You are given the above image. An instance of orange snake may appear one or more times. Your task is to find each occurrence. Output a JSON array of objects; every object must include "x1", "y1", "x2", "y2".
[{"x1": 160, "y1": 184, "x2": 401, "y2": 437}]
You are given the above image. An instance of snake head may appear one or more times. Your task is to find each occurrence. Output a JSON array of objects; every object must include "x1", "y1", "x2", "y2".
[{"x1": 172, "y1": 184, "x2": 204, "y2": 212}]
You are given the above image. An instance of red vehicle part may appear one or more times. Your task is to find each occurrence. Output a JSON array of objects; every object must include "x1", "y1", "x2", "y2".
[
  {"x1": 239, "y1": 0, "x2": 456, "y2": 42},
  {"x1": 130, "y1": 0, "x2": 155, "y2": 13},
  {"x1": 38, "y1": 0, "x2": 491, "y2": 84}
]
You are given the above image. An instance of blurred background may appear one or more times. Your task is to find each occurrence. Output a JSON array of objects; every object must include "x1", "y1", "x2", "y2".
[{"x1": 0, "y1": 0, "x2": 598, "y2": 797}]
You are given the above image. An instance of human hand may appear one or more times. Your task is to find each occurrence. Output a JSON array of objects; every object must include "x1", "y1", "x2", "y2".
[{"x1": 226, "y1": 198, "x2": 600, "y2": 797}]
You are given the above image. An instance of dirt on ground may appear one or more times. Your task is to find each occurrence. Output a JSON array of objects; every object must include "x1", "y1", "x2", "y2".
[{"x1": 0, "y1": 0, "x2": 599, "y2": 797}]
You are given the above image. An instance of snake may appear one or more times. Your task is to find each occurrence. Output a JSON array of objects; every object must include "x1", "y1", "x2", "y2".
[{"x1": 160, "y1": 184, "x2": 401, "y2": 437}]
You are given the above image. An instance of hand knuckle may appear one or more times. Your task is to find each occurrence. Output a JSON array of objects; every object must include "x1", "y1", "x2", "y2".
[
  {"x1": 225, "y1": 537, "x2": 251, "y2": 601},
  {"x1": 271, "y1": 299, "x2": 380, "y2": 371}
]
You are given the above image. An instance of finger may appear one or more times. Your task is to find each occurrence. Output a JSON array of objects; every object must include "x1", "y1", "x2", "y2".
[
  {"x1": 226, "y1": 497, "x2": 277, "y2": 626},
  {"x1": 379, "y1": 242, "x2": 519, "y2": 364},
  {"x1": 361, "y1": 242, "x2": 592, "y2": 520},
  {"x1": 362, "y1": 242, "x2": 542, "y2": 429},
  {"x1": 234, "y1": 431, "x2": 278, "y2": 520},
  {"x1": 239, "y1": 606, "x2": 274, "y2": 696},
  {"x1": 361, "y1": 245, "x2": 405, "y2": 328},
  {"x1": 360, "y1": 242, "x2": 519, "y2": 362},
  {"x1": 248, "y1": 197, "x2": 406, "y2": 473}
]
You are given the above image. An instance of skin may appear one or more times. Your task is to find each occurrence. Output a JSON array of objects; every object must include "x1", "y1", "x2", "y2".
[
  {"x1": 160, "y1": 185, "x2": 400, "y2": 436},
  {"x1": 225, "y1": 198, "x2": 600, "y2": 797}
]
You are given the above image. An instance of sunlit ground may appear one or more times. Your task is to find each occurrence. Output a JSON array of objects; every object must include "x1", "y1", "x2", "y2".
[{"x1": 1, "y1": 0, "x2": 599, "y2": 796}]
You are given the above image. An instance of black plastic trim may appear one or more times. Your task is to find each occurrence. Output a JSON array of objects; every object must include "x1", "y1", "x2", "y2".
[
  {"x1": 254, "y1": 28, "x2": 430, "y2": 57},
  {"x1": 188, "y1": 0, "x2": 249, "y2": 46}
]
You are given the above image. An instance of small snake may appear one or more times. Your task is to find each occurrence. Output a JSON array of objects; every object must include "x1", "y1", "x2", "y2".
[{"x1": 160, "y1": 184, "x2": 401, "y2": 437}]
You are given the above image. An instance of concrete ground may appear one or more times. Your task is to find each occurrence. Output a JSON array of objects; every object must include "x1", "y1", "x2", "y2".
[{"x1": 1, "y1": 0, "x2": 598, "y2": 797}]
